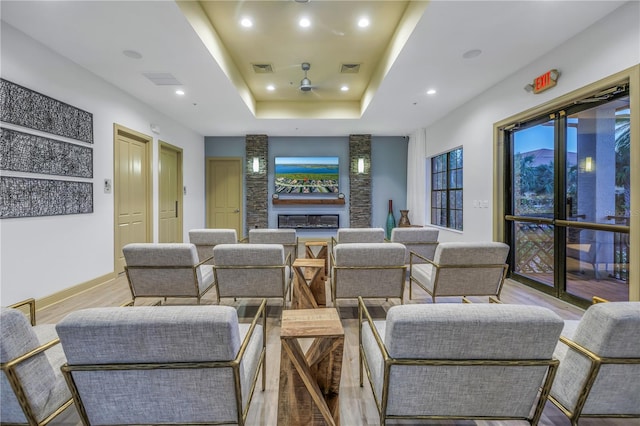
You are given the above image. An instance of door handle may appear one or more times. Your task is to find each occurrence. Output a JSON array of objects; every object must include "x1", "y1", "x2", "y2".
[
  {"x1": 234, "y1": 209, "x2": 240, "y2": 213},
  {"x1": 175, "y1": 201, "x2": 178, "y2": 218}
]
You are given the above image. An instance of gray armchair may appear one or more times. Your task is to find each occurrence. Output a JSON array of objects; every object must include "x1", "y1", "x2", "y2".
[
  {"x1": 331, "y1": 227, "x2": 386, "y2": 249},
  {"x1": 188, "y1": 228, "x2": 238, "y2": 265},
  {"x1": 213, "y1": 243, "x2": 291, "y2": 305},
  {"x1": 331, "y1": 242, "x2": 406, "y2": 305},
  {"x1": 359, "y1": 297, "x2": 563, "y2": 426},
  {"x1": 56, "y1": 300, "x2": 266, "y2": 426},
  {"x1": 248, "y1": 228, "x2": 298, "y2": 267},
  {"x1": 548, "y1": 301, "x2": 640, "y2": 425},
  {"x1": 1, "y1": 299, "x2": 73, "y2": 425},
  {"x1": 390, "y1": 227, "x2": 439, "y2": 265},
  {"x1": 409, "y1": 241, "x2": 509, "y2": 302},
  {"x1": 123, "y1": 243, "x2": 215, "y2": 305}
]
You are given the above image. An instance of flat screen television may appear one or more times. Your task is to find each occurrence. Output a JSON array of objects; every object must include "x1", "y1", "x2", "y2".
[{"x1": 274, "y1": 156, "x2": 339, "y2": 194}]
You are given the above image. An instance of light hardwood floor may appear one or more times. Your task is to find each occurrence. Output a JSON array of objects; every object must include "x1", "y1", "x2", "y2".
[{"x1": 34, "y1": 274, "x2": 638, "y2": 426}]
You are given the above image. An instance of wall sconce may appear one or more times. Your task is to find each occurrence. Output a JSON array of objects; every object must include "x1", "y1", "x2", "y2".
[
  {"x1": 357, "y1": 158, "x2": 365, "y2": 174},
  {"x1": 252, "y1": 157, "x2": 259, "y2": 173},
  {"x1": 585, "y1": 156, "x2": 593, "y2": 172}
]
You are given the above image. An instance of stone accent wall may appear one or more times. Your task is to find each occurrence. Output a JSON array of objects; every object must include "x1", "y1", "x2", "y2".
[
  {"x1": 349, "y1": 134, "x2": 372, "y2": 227},
  {"x1": 245, "y1": 135, "x2": 268, "y2": 235}
]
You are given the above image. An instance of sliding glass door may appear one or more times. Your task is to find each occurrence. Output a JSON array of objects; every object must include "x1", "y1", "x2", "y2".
[{"x1": 505, "y1": 85, "x2": 631, "y2": 305}]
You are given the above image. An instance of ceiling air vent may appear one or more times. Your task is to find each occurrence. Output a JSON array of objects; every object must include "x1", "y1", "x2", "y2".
[
  {"x1": 142, "y1": 73, "x2": 182, "y2": 86},
  {"x1": 340, "y1": 63, "x2": 360, "y2": 73},
  {"x1": 252, "y1": 63, "x2": 274, "y2": 74}
]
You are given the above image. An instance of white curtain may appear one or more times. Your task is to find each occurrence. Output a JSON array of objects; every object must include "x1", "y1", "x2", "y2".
[{"x1": 406, "y1": 128, "x2": 427, "y2": 225}]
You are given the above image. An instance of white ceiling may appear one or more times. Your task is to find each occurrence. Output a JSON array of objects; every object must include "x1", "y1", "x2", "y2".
[{"x1": 0, "y1": 1, "x2": 627, "y2": 137}]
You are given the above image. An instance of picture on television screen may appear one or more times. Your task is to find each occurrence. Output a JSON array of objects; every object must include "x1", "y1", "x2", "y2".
[{"x1": 275, "y1": 156, "x2": 339, "y2": 194}]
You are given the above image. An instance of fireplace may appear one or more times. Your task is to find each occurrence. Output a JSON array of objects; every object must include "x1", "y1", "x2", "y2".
[{"x1": 278, "y1": 214, "x2": 339, "y2": 229}]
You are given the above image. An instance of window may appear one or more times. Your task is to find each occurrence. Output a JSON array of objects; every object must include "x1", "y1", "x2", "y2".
[{"x1": 431, "y1": 147, "x2": 463, "y2": 230}]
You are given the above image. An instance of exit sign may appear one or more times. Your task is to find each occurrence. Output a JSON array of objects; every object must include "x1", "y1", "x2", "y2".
[{"x1": 533, "y1": 69, "x2": 559, "y2": 94}]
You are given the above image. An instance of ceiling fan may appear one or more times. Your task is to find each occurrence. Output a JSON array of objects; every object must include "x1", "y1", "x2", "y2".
[{"x1": 299, "y1": 62, "x2": 313, "y2": 92}]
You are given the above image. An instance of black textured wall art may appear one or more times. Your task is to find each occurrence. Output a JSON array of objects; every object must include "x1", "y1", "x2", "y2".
[
  {"x1": 0, "y1": 79, "x2": 93, "y2": 143},
  {"x1": 0, "y1": 128, "x2": 93, "y2": 178},
  {"x1": 1, "y1": 176, "x2": 93, "y2": 218}
]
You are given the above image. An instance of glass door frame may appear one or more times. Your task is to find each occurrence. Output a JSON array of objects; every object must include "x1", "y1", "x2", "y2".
[{"x1": 493, "y1": 66, "x2": 639, "y2": 306}]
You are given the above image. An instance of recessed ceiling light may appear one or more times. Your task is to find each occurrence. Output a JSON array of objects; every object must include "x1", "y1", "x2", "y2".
[
  {"x1": 266, "y1": 85, "x2": 275, "y2": 91},
  {"x1": 357, "y1": 17, "x2": 370, "y2": 28},
  {"x1": 340, "y1": 85, "x2": 349, "y2": 92},
  {"x1": 175, "y1": 90, "x2": 185, "y2": 96},
  {"x1": 122, "y1": 50, "x2": 142, "y2": 59},
  {"x1": 426, "y1": 89, "x2": 437, "y2": 95},
  {"x1": 299, "y1": 17, "x2": 311, "y2": 28},
  {"x1": 240, "y1": 18, "x2": 253, "y2": 28},
  {"x1": 462, "y1": 49, "x2": 482, "y2": 59}
]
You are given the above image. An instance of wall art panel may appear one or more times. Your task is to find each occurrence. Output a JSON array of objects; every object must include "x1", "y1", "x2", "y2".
[
  {"x1": 0, "y1": 128, "x2": 93, "y2": 178},
  {"x1": 1, "y1": 176, "x2": 93, "y2": 218},
  {"x1": 0, "y1": 79, "x2": 93, "y2": 143}
]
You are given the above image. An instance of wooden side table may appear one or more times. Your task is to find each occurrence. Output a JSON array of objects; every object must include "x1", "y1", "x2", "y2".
[
  {"x1": 292, "y1": 258, "x2": 326, "y2": 309},
  {"x1": 305, "y1": 241, "x2": 329, "y2": 278},
  {"x1": 278, "y1": 308, "x2": 344, "y2": 426}
]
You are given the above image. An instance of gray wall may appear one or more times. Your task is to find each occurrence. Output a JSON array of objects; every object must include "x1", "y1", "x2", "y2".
[{"x1": 204, "y1": 135, "x2": 407, "y2": 238}]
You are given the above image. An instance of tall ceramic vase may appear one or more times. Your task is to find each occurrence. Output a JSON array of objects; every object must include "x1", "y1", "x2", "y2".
[{"x1": 385, "y1": 200, "x2": 396, "y2": 240}]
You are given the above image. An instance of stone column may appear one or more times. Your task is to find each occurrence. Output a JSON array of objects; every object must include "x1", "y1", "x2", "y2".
[
  {"x1": 349, "y1": 134, "x2": 372, "y2": 227},
  {"x1": 245, "y1": 135, "x2": 268, "y2": 235}
]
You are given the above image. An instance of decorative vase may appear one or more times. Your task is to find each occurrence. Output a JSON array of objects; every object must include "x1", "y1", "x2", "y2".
[
  {"x1": 398, "y1": 210, "x2": 411, "y2": 227},
  {"x1": 385, "y1": 200, "x2": 396, "y2": 239}
]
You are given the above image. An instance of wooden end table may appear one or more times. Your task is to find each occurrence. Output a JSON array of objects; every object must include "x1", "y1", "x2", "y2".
[
  {"x1": 278, "y1": 308, "x2": 344, "y2": 426},
  {"x1": 305, "y1": 241, "x2": 329, "y2": 278},
  {"x1": 292, "y1": 258, "x2": 326, "y2": 309}
]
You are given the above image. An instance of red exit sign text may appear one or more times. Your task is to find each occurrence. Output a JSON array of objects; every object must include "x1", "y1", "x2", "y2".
[{"x1": 533, "y1": 69, "x2": 558, "y2": 94}]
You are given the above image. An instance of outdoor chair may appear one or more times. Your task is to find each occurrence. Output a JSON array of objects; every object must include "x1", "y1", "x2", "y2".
[
  {"x1": 56, "y1": 301, "x2": 266, "y2": 426},
  {"x1": 123, "y1": 243, "x2": 215, "y2": 305},
  {"x1": 409, "y1": 241, "x2": 509, "y2": 302},
  {"x1": 1, "y1": 299, "x2": 73, "y2": 425},
  {"x1": 390, "y1": 227, "x2": 439, "y2": 265},
  {"x1": 213, "y1": 243, "x2": 291, "y2": 306},
  {"x1": 331, "y1": 242, "x2": 406, "y2": 306},
  {"x1": 548, "y1": 301, "x2": 640, "y2": 425},
  {"x1": 358, "y1": 297, "x2": 563, "y2": 426}
]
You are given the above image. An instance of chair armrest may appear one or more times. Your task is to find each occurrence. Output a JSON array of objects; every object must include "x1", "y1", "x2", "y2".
[
  {"x1": 2, "y1": 337, "x2": 61, "y2": 370},
  {"x1": 409, "y1": 251, "x2": 439, "y2": 274},
  {"x1": 235, "y1": 299, "x2": 267, "y2": 364},
  {"x1": 195, "y1": 255, "x2": 215, "y2": 269},
  {"x1": 409, "y1": 251, "x2": 438, "y2": 266},
  {"x1": 358, "y1": 296, "x2": 389, "y2": 361},
  {"x1": 557, "y1": 336, "x2": 600, "y2": 363},
  {"x1": 8, "y1": 298, "x2": 36, "y2": 326}
]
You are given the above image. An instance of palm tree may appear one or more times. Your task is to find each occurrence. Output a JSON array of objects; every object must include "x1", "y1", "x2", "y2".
[{"x1": 615, "y1": 117, "x2": 630, "y2": 217}]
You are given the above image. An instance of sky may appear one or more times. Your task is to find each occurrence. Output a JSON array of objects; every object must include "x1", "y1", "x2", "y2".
[{"x1": 514, "y1": 123, "x2": 577, "y2": 154}]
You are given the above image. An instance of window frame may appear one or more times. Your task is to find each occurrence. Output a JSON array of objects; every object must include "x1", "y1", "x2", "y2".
[{"x1": 430, "y1": 147, "x2": 463, "y2": 231}]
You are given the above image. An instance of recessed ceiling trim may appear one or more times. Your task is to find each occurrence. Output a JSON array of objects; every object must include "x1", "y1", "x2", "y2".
[
  {"x1": 252, "y1": 63, "x2": 274, "y2": 73},
  {"x1": 340, "y1": 64, "x2": 361, "y2": 74},
  {"x1": 143, "y1": 72, "x2": 182, "y2": 86}
]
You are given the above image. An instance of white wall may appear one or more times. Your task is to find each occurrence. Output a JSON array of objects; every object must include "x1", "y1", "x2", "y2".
[
  {"x1": 0, "y1": 24, "x2": 206, "y2": 304},
  {"x1": 424, "y1": 2, "x2": 640, "y2": 242}
]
